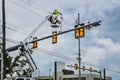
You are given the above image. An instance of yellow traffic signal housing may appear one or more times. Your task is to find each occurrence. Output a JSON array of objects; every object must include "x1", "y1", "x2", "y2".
[
  {"x1": 74, "y1": 63, "x2": 78, "y2": 70},
  {"x1": 82, "y1": 65, "x2": 85, "y2": 71},
  {"x1": 52, "y1": 31, "x2": 57, "y2": 44},
  {"x1": 89, "y1": 67, "x2": 93, "y2": 72},
  {"x1": 75, "y1": 29, "x2": 80, "y2": 38},
  {"x1": 33, "y1": 37, "x2": 37, "y2": 48},
  {"x1": 79, "y1": 27, "x2": 84, "y2": 37},
  {"x1": 75, "y1": 26, "x2": 84, "y2": 38}
]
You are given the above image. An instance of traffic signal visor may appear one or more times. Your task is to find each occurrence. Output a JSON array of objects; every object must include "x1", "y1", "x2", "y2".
[{"x1": 77, "y1": 24, "x2": 82, "y2": 28}]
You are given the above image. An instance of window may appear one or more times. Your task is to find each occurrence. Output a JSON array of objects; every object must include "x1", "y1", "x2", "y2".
[
  {"x1": 63, "y1": 77, "x2": 86, "y2": 80},
  {"x1": 94, "y1": 78, "x2": 104, "y2": 80},
  {"x1": 16, "y1": 78, "x2": 24, "y2": 80}
]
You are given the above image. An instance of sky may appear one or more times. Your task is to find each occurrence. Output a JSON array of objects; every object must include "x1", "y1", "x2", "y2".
[{"x1": 0, "y1": 0, "x2": 120, "y2": 80}]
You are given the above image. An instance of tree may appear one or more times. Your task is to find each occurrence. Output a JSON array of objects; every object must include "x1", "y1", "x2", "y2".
[
  {"x1": 0, "y1": 43, "x2": 33, "y2": 77},
  {"x1": 0, "y1": 43, "x2": 13, "y2": 77},
  {"x1": 11, "y1": 51, "x2": 32, "y2": 77}
]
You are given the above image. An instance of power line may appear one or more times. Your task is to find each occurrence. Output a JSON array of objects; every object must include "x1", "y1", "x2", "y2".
[
  {"x1": 21, "y1": 0, "x2": 48, "y2": 14},
  {"x1": 1, "y1": 20, "x2": 41, "y2": 38},
  {"x1": 0, "y1": 37, "x2": 19, "y2": 44},
  {"x1": 21, "y1": 0, "x2": 75, "y2": 29},
  {"x1": 9, "y1": 0, "x2": 45, "y2": 18},
  {"x1": 35, "y1": 48, "x2": 77, "y2": 62},
  {"x1": 5, "y1": 21, "x2": 30, "y2": 32},
  {"x1": 28, "y1": 0, "x2": 50, "y2": 14},
  {"x1": 4, "y1": 37, "x2": 120, "y2": 74},
  {"x1": 6, "y1": 26, "x2": 26, "y2": 35},
  {"x1": 5, "y1": 0, "x2": 120, "y2": 74},
  {"x1": 34, "y1": 47, "x2": 120, "y2": 74},
  {"x1": 106, "y1": 68, "x2": 120, "y2": 73},
  {"x1": 35, "y1": 48, "x2": 102, "y2": 68},
  {"x1": 0, "y1": 20, "x2": 30, "y2": 34},
  {"x1": 8, "y1": 0, "x2": 77, "y2": 32},
  {"x1": 6, "y1": 38, "x2": 19, "y2": 44},
  {"x1": 4, "y1": 37, "x2": 100, "y2": 67}
]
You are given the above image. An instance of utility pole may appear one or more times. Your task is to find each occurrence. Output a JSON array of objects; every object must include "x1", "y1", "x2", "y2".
[
  {"x1": 49, "y1": 69, "x2": 52, "y2": 80},
  {"x1": 2, "y1": 0, "x2": 6, "y2": 79},
  {"x1": 54, "y1": 62, "x2": 57, "y2": 80},
  {"x1": 100, "y1": 70, "x2": 102, "y2": 80},
  {"x1": 104, "y1": 68, "x2": 106, "y2": 80},
  {"x1": 77, "y1": 13, "x2": 81, "y2": 80}
]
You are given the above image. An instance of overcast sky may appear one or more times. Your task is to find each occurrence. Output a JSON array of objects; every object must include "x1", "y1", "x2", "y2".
[{"x1": 0, "y1": 0, "x2": 120, "y2": 80}]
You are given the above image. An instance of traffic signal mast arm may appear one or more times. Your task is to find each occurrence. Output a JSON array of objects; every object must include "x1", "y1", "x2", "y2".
[
  {"x1": 6, "y1": 20, "x2": 102, "y2": 52},
  {"x1": 81, "y1": 65, "x2": 101, "y2": 73},
  {"x1": 29, "y1": 20, "x2": 101, "y2": 44},
  {"x1": 69, "y1": 64, "x2": 100, "y2": 73}
]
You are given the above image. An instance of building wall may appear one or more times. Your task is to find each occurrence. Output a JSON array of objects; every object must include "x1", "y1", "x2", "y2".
[{"x1": 35, "y1": 73, "x2": 112, "y2": 80}]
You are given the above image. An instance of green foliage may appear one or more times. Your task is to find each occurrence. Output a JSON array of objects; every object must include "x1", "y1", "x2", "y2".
[
  {"x1": 6, "y1": 52, "x2": 12, "y2": 69},
  {"x1": 0, "y1": 43, "x2": 34, "y2": 77},
  {"x1": 0, "y1": 51, "x2": 13, "y2": 77},
  {"x1": 10, "y1": 51, "x2": 33, "y2": 77}
]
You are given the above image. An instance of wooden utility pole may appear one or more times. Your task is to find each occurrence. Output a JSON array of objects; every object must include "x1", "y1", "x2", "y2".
[{"x1": 2, "y1": 0, "x2": 6, "y2": 79}]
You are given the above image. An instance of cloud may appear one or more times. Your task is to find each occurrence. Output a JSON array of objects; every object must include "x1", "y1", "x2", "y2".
[
  {"x1": 0, "y1": 0, "x2": 120, "y2": 79},
  {"x1": 96, "y1": 38, "x2": 120, "y2": 53}
]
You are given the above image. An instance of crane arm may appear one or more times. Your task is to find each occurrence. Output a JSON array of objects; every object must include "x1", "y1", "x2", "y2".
[
  {"x1": 23, "y1": 15, "x2": 50, "y2": 43},
  {"x1": 6, "y1": 15, "x2": 50, "y2": 52}
]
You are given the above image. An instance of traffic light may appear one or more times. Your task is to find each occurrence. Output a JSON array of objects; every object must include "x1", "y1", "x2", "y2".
[
  {"x1": 82, "y1": 65, "x2": 85, "y2": 71},
  {"x1": 33, "y1": 37, "x2": 37, "y2": 48},
  {"x1": 75, "y1": 25, "x2": 84, "y2": 38},
  {"x1": 79, "y1": 27, "x2": 84, "y2": 37},
  {"x1": 52, "y1": 31, "x2": 57, "y2": 44},
  {"x1": 74, "y1": 63, "x2": 78, "y2": 70},
  {"x1": 75, "y1": 29, "x2": 80, "y2": 38},
  {"x1": 89, "y1": 67, "x2": 93, "y2": 72}
]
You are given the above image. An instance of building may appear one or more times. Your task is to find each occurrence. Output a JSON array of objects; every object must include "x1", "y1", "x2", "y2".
[
  {"x1": 35, "y1": 72, "x2": 112, "y2": 80},
  {"x1": 34, "y1": 61, "x2": 112, "y2": 80}
]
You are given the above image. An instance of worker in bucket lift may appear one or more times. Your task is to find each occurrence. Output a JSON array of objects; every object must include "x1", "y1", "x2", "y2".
[{"x1": 49, "y1": 9, "x2": 63, "y2": 25}]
